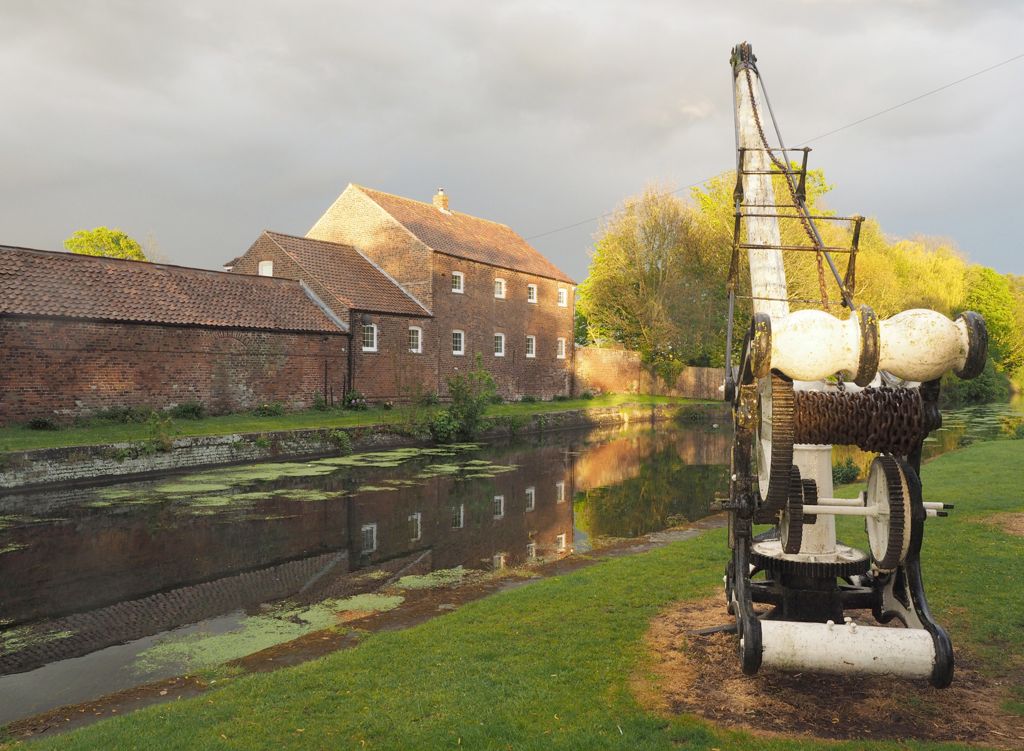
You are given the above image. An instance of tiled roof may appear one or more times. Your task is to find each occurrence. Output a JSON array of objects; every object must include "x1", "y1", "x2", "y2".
[
  {"x1": 355, "y1": 186, "x2": 575, "y2": 284},
  {"x1": 261, "y1": 231, "x2": 431, "y2": 317},
  {"x1": 0, "y1": 245, "x2": 345, "y2": 333}
]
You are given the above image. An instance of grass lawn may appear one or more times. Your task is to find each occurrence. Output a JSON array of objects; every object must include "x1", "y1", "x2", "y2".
[
  {"x1": 9, "y1": 439, "x2": 1022, "y2": 750},
  {"x1": 0, "y1": 394, "x2": 698, "y2": 453}
]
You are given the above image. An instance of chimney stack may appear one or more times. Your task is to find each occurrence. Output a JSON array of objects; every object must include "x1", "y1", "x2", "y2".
[{"x1": 433, "y1": 188, "x2": 449, "y2": 212}]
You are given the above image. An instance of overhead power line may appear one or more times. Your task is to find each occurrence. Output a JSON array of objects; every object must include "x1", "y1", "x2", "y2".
[{"x1": 524, "y1": 51, "x2": 1024, "y2": 242}]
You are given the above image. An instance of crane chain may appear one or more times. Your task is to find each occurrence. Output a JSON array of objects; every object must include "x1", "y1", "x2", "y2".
[
  {"x1": 742, "y1": 68, "x2": 831, "y2": 310},
  {"x1": 793, "y1": 387, "x2": 939, "y2": 456}
]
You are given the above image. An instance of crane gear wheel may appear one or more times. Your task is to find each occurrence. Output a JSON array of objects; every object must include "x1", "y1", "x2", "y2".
[
  {"x1": 750, "y1": 540, "x2": 870, "y2": 578},
  {"x1": 866, "y1": 455, "x2": 912, "y2": 573},
  {"x1": 801, "y1": 478, "x2": 818, "y2": 525},
  {"x1": 755, "y1": 372, "x2": 795, "y2": 514},
  {"x1": 780, "y1": 467, "x2": 804, "y2": 554}
]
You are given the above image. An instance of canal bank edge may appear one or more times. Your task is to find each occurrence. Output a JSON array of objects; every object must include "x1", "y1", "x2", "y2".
[{"x1": 0, "y1": 402, "x2": 728, "y2": 491}]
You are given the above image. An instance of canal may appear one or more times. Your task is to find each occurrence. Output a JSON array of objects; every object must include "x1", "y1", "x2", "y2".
[{"x1": 0, "y1": 400, "x2": 1020, "y2": 725}]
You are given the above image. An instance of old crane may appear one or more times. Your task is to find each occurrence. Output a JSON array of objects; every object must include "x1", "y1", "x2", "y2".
[{"x1": 719, "y1": 42, "x2": 988, "y2": 687}]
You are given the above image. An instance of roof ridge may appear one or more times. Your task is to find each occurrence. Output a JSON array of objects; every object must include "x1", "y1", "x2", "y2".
[
  {"x1": 263, "y1": 229, "x2": 360, "y2": 251},
  {"x1": 355, "y1": 185, "x2": 515, "y2": 231},
  {"x1": 0, "y1": 244, "x2": 307, "y2": 287}
]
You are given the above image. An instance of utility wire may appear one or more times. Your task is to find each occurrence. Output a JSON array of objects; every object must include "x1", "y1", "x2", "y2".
[{"x1": 524, "y1": 51, "x2": 1024, "y2": 242}]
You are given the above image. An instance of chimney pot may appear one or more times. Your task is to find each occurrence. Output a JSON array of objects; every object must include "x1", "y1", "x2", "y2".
[{"x1": 433, "y1": 188, "x2": 449, "y2": 212}]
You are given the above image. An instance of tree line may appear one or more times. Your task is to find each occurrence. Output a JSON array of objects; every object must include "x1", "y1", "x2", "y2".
[{"x1": 577, "y1": 170, "x2": 1024, "y2": 400}]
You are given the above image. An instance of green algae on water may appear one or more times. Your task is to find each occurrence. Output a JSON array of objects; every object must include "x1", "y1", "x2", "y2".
[
  {"x1": 0, "y1": 626, "x2": 74, "y2": 654},
  {"x1": 0, "y1": 542, "x2": 28, "y2": 556},
  {"x1": 393, "y1": 567, "x2": 467, "y2": 590}
]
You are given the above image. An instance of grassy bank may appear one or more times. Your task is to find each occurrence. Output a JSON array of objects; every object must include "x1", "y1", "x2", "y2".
[
  {"x1": 8, "y1": 440, "x2": 1023, "y2": 750},
  {"x1": 0, "y1": 394, "x2": 700, "y2": 454}
]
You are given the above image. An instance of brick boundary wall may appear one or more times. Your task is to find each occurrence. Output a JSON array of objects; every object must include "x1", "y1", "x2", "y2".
[
  {"x1": 0, "y1": 317, "x2": 348, "y2": 425},
  {"x1": 573, "y1": 346, "x2": 725, "y2": 401}
]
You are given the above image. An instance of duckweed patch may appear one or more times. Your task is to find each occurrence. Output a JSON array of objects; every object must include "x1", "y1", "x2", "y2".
[
  {"x1": 0, "y1": 626, "x2": 73, "y2": 655},
  {"x1": 356, "y1": 485, "x2": 398, "y2": 493},
  {"x1": 0, "y1": 542, "x2": 28, "y2": 556},
  {"x1": 394, "y1": 567, "x2": 468, "y2": 590},
  {"x1": 329, "y1": 593, "x2": 404, "y2": 612}
]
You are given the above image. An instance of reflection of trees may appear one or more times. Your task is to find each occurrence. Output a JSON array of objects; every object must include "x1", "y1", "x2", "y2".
[{"x1": 574, "y1": 448, "x2": 727, "y2": 538}]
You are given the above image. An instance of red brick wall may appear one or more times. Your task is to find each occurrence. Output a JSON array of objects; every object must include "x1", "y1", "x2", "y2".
[
  {"x1": 574, "y1": 346, "x2": 725, "y2": 401},
  {"x1": 352, "y1": 313, "x2": 438, "y2": 401},
  {"x1": 431, "y1": 254, "x2": 574, "y2": 400},
  {"x1": 0, "y1": 317, "x2": 348, "y2": 425}
]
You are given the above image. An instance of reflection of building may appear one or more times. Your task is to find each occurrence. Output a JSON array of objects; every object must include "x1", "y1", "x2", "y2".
[{"x1": 0, "y1": 443, "x2": 575, "y2": 675}]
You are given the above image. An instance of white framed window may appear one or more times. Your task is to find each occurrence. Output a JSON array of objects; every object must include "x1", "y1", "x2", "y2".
[
  {"x1": 526, "y1": 284, "x2": 538, "y2": 303},
  {"x1": 451, "y1": 504, "x2": 464, "y2": 529},
  {"x1": 257, "y1": 260, "x2": 274, "y2": 277},
  {"x1": 493, "y1": 494, "x2": 505, "y2": 519},
  {"x1": 362, "y1": 323, "x2": 378, "y2": 353},
  {"x1": 408, "y1": 512, "x2": 422, "y2": 542},
  {"x1": 525, "y1": 486, "x2": 536, "y2": 512},
  {"x1": 526, "y1": 542, "x2": 537, "y2": 559},
  {"x1": 408, "y1": 326, "x2": 422, "y2": 353},
  {"x1": 492, "y1": 553, "x2": 507, "y2": 570},
  {"x1": 494, "y1": 278, "x2": 506, "y2": 298},
  {"x1": 452, "y1": 329, "x2": 465, "y2": 356},
  {"x1": 451, "y1": 271, "x2": 464, "y2": 293},
  {"x1": 556, "y1": 338, "x2": 566, "y2": 359},
  {"x1": 525, "y1": 335, "x2": 536, "y2": 358},
  {"x1": 494, "y1": 333, "x2": 505, "y2": 357},
  {"x1": 556, "y1": 533, "x2": 568, "y2": 552},
  {"x1": 557, "y1": 288, "x2": 568, "y2": 307},
  {"x1": 556, "y1": 481, "x2": 566, "y2": 503},
  {"x1": 361, "y1": 523, "x2": 377, "y2": 553}
]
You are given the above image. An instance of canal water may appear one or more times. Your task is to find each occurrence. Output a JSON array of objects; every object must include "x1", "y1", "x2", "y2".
[{"x1": 0, "y1": 400, "x2": 1020, "y2": 725}]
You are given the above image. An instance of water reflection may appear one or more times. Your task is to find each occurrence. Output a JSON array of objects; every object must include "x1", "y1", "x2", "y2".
[{"x1": 0, "y1": 421, "x2": 731, "y2": 723}]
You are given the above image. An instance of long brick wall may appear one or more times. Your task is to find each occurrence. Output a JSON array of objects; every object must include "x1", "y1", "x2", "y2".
[
  {"x1": 0, "y1": 316, "x2": 348, "y2": 424},
  {"x1": 574, "y1": 346, "x2": 725, "y2": 401}
]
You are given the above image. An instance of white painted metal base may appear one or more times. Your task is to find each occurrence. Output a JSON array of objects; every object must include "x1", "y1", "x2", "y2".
[{"x1": 758, "y1": 620, "x2": 936, "y2": 678}]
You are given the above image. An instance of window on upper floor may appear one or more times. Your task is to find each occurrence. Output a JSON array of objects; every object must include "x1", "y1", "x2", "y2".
[
  {"x1": 408, "y1": 326, "x2": 422, "y2": 354},
  {"x1": 526, "y1": 284, "x2": 537, "y2": 303},
  {"x1": 525, "y1": 335, "x2": 536, "y2": 358},
  {"x1": 557, "y1": 288, "x2": 568, "y2": 307},
  {"x1": 362, "y1": 323, "x2": 378, "y2": 353},
  {"x1": 494, "y1": 278, "x2": 506, "y2": 298},
  {"x1": 556, "y1": 337, "x2": 566, "y2": 359},
  {"x1": 452, "y1": 329, "x2": 465, "y2": 356},
  {"x1": 451, "y1": 271, "x2": 464, "y2": 293},
  {"x1": 258, "y1": 260, "x2": 274, "y2": 277},
  {"x1": 494, "y1": 333, "x2": 505, "y2": 357}
]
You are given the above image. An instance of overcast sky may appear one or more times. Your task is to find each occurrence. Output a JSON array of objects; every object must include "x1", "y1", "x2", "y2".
[{"x1": 1, "y1": 1, "x2": 1021, "y2": 280}]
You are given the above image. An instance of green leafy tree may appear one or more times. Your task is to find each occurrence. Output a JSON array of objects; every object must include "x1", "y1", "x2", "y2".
[
  {"x1": 64, "y1": 227, "x2": 147, "y2": 262},
  {"x1": 963, "y1": 265, "x2": 1024, "y2": 375}
]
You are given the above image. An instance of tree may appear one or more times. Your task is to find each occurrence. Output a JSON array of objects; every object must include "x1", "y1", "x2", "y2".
[
  {"x1": 64, "y1": 227, "x2": 147, "y2": 262},
  {"x1": 577, "y1": 187, "x2": 731, "y2": 373},
  {"x1": 963, "y1": 265, "x2": 1024, "y2": 375}
]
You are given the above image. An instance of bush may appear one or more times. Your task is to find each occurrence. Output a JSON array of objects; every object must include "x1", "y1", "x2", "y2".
[
  {"x1": 519, "y1": 395, "x2": 538, "y2": 404},
  {"x1": 489, "y1": 393, "x2": 505, "y2": 404},
  {"x1": 168, "y1": 401, "x2": 205, "y2": 420},
  {"x1": 552, "y1": 394, "x2": 571, "y2": 402},
  {"x1": 328, "y1": 429, "x2": 353, "y2": 453},
  {"x1": 578, "y1": 389, "x2": 597, "y2": 400},
  {"x1": 832, "y1": 457, "x2": 860, "y2": 485},
  {"x1": 343, "y1": 389, "x2": 368, "y2": 411},
  {"x1": 26, "y1": 417, "x2": 59, "y2": 431},
  {"x1": 417, "y1": 390, "x2": 440, "y2": 407},
  {"x1": 312, "y1": 392, "x2": 329, "y2": 411},
  {"x1": 427, "y1": 410, "x2": 460, "y2": 443},
  {"x1": 146, "y1": 412, "x2": 174, "y2": 453},
  {"x1": 445, "y1": 355, "x2": 497, "y2": 440},
  {"x1": 253, "y1": 402, "x2": 286, "y2": 417}
]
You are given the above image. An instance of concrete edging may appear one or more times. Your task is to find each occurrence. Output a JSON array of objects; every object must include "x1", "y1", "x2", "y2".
[{"x1": 0, "y1": 401, "x2": 729, "y2": 491}]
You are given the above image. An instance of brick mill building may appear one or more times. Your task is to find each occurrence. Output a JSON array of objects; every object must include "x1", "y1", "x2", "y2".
[{"x1": 231, "y1": 185, "x2": 576, "y2": 402}]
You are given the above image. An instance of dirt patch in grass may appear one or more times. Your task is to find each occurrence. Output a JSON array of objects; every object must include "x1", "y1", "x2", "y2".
[
  {"x1": 637, "y1": 594, "x2": 1024, "y2": 749},
  {"x1": 982, "y1": 512, "x2": 1024, "y2": 537}
]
